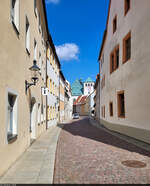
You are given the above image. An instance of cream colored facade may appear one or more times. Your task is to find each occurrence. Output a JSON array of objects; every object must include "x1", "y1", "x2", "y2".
[
  {"x1": 99, "y1": 0, "x2": 150, "y2": 144},
  {"x1": 0, "y1": 0, "x2": 48, "y2": 176},
  {"x1": 46, "y1": 38, "x2": 60, "y2": 127}
]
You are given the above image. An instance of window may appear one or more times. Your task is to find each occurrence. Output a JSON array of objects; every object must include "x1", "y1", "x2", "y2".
[
  {"x1": 11, "y1": 0, "x2": 19, "y2": 33},
  {"x1": 34, "y1": 39, "x2": 37, "y2": 60},
  {"x1": 123, "y1": 32, "x2": 131, "y2": 63},
  {"x1": 109, "y1": 102, "x2": 113, "y2": 117},
  {"x1": 7, "y1": 92, "x2": 18, "y2": 143},
  {"x1": 34, "y1": 0, "x2": 37, "y2": 16},
  {"x1": 117, "y1": 91, "x2": 125, "y2": 118},
  {"x1": 115, "y1": 46, "x2": 119, "y2": 69},
  {"x1": 38, "y1": 11, "x2": 41, "y2": 33},
  {"x1": 50, "y1": 79, "x2": 52, "y2": 93},
  {"x1": 104, "y1": 106, "x2": 105, "y2": 118},
  {"x1": 110, "y1": 45, "x2": 119, "y2": 73},
  {"x1": 52, "y1": 82, "x2": 54, "y2": 94},
  {"x1": 113, "y1": 16, "x2": 117, "y2": 33},
  {"x1": 110, "y1": 52, "x2": 114, "y2": 73},
  {"x1": 25, "y1": 16, "x2": 30, "y2": 54},
  {"x1": 124, "y1": 0, "x2": 130, "y2": 15}
]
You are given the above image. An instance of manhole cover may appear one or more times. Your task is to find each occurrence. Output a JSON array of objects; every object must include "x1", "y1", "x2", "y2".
[{"x1": 121, "y1": 160, "x2": 147, "y2": 168}]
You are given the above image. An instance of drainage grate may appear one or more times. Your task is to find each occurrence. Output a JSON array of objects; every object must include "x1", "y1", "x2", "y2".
[{"x1": 121, "y1": 160, "x2": 147, "y2": 168}]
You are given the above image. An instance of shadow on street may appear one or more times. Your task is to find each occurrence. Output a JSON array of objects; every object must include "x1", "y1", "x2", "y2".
[{"x1": 57, "y1": 117, "x2": 150, "y2": 157}]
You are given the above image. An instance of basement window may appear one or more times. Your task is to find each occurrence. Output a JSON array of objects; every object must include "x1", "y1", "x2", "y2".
[
  {"x1": 117, "y1": 91, "x2": 125, "y2": 118},
  {"x1": 103, "y1": 106, "x2": 105, "y2": 118}
]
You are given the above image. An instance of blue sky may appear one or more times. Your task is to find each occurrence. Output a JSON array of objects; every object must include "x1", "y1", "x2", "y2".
[{"x1": 45, "y1": 0, "x2": 109, "y2": 84}]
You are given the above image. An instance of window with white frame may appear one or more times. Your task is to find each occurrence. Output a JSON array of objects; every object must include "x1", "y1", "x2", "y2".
[
  {"x1": 11, "y1": 0, "x2": 19, "y2": 33},
  {"x1": 34, "y1": 39, "x2": 37, "y2": 60},
  {"x1": 7, "y1": 92, "x2": 18, "y2": 142},
  {"x1": 25, "y1": 16, "x2": 30, "y2": 53},
  {"x1": 38, "y1": 11, "x2": 41, "y2": 33},
  {"x1": 34, "y1": 0, "x2": 37, "y2": 16}
]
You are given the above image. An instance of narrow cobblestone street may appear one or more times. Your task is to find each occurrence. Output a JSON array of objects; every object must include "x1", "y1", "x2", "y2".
[{"x1": 53, "y1": 117, "x2": 150, "y2": 184}]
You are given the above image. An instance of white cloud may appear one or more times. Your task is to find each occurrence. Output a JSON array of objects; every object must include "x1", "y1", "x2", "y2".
[
  {"x1": 46, "y1": 0, "x2": 59, "y2": 4},
  {"x1": 55, "y1": 43, "x2": 79, "y2": 61}
]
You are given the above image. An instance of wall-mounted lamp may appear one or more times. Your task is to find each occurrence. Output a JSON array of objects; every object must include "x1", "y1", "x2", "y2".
[{"x1": 25, "y1": 60, "x2": 40, "y2": 94}]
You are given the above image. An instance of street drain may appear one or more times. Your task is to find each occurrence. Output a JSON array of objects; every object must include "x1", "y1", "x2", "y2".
[{"x1": 121, "y1": 160, "x2": 147, "y2": 168}]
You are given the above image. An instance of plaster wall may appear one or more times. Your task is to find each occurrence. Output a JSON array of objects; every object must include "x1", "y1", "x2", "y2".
[
  {"x1": 100, "y1": 0, "x2": 150, "y2": 143},
  {"x1": 0, "y1": 0, "x2": 47, "y2": 175}
]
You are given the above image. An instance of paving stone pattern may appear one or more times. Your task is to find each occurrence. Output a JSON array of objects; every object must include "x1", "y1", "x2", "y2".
[{"x1": 53, "y1": 118, "x2": 150, "y2": 184}]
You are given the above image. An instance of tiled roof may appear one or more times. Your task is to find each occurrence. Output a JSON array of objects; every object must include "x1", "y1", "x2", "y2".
[
  {"x1": 73, "y1": 95, "x2": 87, "y2": 105},
  {"x1": 71, "y1": 79, "x2": 83, "y2": 96}
]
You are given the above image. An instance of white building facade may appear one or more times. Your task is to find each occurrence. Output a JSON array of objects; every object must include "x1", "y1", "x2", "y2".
[{"x1": 83, "y1": 78, "x2": 95, "y2": 96}]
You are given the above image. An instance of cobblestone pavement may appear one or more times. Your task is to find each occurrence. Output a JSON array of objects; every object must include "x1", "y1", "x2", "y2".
[{"x1": 53, "y1": 117, "x2": 150, "y2": 184}]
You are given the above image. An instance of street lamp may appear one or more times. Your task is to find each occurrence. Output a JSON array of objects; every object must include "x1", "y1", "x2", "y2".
[{"x1": 25, "y1": 60, "x2": 40, "y2": 94}]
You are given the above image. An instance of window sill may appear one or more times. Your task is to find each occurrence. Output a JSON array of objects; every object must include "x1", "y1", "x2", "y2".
[
  {"x1": 12, "y1": 21, "x2": 19, "y2": 37},
  {"x1": 118, "y1": 115, "x2": 125, "y2": 118},
  {"x1": 8, "y1": 134, "x2": 18, "y2": 144},
  {"x1": 123, "y1": 58, "x2": 130, "y2": 64},
  {"x1": 124, "y1": 11, "x2": 129, "y2": 16}
]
